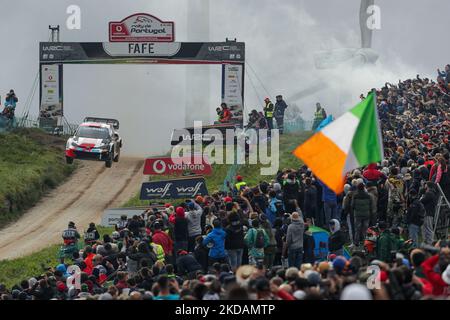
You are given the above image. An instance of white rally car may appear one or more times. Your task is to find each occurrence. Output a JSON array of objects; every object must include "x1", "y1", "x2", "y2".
[{"x1": 65, "y1": 117, "x2": 122, "y2": 168}]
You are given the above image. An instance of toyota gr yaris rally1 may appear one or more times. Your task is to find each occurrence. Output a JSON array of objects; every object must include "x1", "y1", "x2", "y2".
[{"x1": 65, "y1": 117, "x2": 122, "y2": 168}]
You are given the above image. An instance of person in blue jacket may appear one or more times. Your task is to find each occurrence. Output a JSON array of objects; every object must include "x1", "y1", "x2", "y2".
[
  {"x1": 202, "y1": 219, "x2": 228, "y2": 266},
  {"x1": 317, "y1": 179, "x2": 338, "y2": 228},
  {"x1": 267, "y1": 190, "x2": 284, "y2": 225}
]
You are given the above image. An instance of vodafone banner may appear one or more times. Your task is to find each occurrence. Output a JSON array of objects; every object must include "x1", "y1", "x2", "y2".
[{"x1": 143, "y1": 156, "x2": 212, "y2": 175}]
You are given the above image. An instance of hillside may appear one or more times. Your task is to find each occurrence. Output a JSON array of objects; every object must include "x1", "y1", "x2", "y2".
[{"x1": 0, "y1": 128, "x2": 76, "y2": 228}]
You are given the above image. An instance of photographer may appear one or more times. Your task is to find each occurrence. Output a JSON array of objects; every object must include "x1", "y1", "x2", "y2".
[{"x1": 5, "y1": 89, "x2": 18, "y2": 107}]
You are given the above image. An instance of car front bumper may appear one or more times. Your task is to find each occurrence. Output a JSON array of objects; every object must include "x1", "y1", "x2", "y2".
[{"x1": 65, "y1": 147, "x2": 111, "y2": 161}]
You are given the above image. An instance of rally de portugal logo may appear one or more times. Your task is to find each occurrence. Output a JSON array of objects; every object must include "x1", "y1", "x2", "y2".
[{"x1": 109, "y1": 13, "x2": 175, "y2": 42}]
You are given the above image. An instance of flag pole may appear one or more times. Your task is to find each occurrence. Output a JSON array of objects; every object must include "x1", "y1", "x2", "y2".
[{"x1": 372, "y1": 88, "x2": 385, "y2": 162}]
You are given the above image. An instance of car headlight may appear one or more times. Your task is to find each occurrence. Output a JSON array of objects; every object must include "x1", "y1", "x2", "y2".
[
  {"x1": 99, "y1": 144, "x2": 110, "y2": 150},
  {"x1": 71, "y1": 141, "x2": 78, "y2": 147}
]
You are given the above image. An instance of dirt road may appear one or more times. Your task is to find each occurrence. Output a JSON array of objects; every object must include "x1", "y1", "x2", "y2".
[{"x1": 0, "y1": 157, "x2": 144, "y2": 260}]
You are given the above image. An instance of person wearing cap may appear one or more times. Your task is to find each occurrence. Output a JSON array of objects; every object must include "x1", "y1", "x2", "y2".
[
  {"x1": 274, "y1": 95, "x2": 288, "y2": 134},
  {"x1": 263, "y1": 97, "x2": 274, "y2": 133},
  {"x1": 4, "y1": 89, "x2": 18, "y2": 108},
  {"x1": 286, "y1": 212, "x2": 304, "y2": 268},
  {"x1": 312, "y1": 102, "x2": 326, "y2": 131},
  {"x1": 84, "y1": 222, "x2": 100, "y2": 246},
  {"x1": 176, "y1": 250, "x2": 203, "y2": 279},
  {"x1": 234, "y1": 175, "x2": 247, "y2": 194},
  {"x1": 152, "y1": 221, "x2": 173, "y2": 263},
  {"x1": 62, "y1": 221, "x2": 80, "y2": 246},
  {"x1": 173, "y1": 207, "x2": 189, "y2": 257},
  {"x1": 185, "y1": 201, "x2": 203, "y2": 252},
  {"x1": 150, "y1": 240, "x2": 165, "y2": 264}
]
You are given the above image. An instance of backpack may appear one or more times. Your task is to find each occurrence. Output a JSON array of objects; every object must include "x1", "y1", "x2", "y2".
[
  {"x1": 389, "y1": 179, "x2": 403, "y2": 205},
  {"x1": 274, "y1": 200, "x2": 285, "y2": 216},
  {"x1": 254, "y1": 229, "x2": 265, "y2": 249}
]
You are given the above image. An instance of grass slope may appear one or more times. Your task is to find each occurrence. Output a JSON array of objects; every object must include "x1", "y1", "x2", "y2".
[
  {"x1": 236, "y1": 131, "x2": 311, "y2": 186},
  {"x1": 0, "y1": 128, "x2": 76, "y2": 228}
]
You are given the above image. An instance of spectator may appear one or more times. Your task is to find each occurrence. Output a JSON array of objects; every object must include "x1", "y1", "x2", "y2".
[
  {"x1": 244, "y1": 218, "x2": 269, "y2": 265},
  {"x1": 420, "y1": 182, "x2": 438, "y2": 245},
  {"x1": 351, "y1": 182, "x2": 373, "y2": 247},
  {"x1": 328, "y1": 219, "x2": 346, "y2": 256},
  {"x1": 225, "y1": 212, "x2": 245, "y2": 271},
  {"x1": 176, "y1": 250, "x2": 202, "y2": 279},
  {"x1": 185, "y1": 201, "x2": 203, "y2": 252},
  {"x1": 406, "y1": 189, "x2": 425, "y2": 247},
  {"x1": 202, "y1": 219, "x2": 228, "y2": 266},
  {"x1": 173, "y1": 207, "x2": 189, "y2": 256},
  {"x1": 286, "y1": 212, "x2": 304, "y2": 268}
]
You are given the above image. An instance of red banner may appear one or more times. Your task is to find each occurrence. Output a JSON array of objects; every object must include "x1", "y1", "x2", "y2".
[{"x1": 143, "y1": 156, "x2": 212, "y2": 175}]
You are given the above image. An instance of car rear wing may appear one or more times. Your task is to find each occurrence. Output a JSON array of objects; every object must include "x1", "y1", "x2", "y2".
[{"x1": 83, "y1": 117, "x2": 120, "y2": 129}]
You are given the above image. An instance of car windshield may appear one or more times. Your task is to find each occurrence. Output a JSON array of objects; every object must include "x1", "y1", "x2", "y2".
[{"x1": 76, "y1": 126, "x2": 110, "y2": 139}]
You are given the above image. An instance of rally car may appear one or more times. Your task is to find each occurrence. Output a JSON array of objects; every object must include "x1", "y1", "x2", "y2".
[{"x1": 65, "y1": 117, "x2": 122, "y2": 168}]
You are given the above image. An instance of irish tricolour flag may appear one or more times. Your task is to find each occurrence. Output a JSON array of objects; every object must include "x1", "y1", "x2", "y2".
[{"x1": 293, "y1": 92, "x2": 384, "y2": 194}]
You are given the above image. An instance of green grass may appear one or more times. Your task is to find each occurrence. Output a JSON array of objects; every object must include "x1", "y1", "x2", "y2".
[
  {"x1": 122, "y1": 131, "x2": 312, "y2": 206},
  {"x1": 0, "y1": 128, "x2": 76, "y2": 228},
  {"x1": 0, "y1": 226, "x2": 113, "y2": 289},
  {"x1": 236, "y1": 131, "x2": 312, "y2": 186}
]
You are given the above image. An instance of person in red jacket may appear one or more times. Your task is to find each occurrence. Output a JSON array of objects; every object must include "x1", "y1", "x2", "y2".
[
  {"x1": 219, "y1": 103, "x2": 232, "y2": 123},
  {"x1": 152, "y1": 222, "x2": 173, "y2": 258},
  {"x1": 363, "y1": 163, "x2": 385, "y2": 182},
  {"x1": 421, "y1": 246, "x2": 450, "y2": 297},
  {"x1": 83, "y1": 246, "x2": 95, "y2": 275}
]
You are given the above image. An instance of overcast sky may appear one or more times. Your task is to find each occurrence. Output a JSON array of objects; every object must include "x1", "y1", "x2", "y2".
[{"x1": 0, "y1": 0, "x2": 448, "y2": 156}]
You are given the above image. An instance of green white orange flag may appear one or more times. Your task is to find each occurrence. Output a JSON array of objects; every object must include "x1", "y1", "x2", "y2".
[{"x1": 292, "y1": 92, "x2": 384, "y2": 194}]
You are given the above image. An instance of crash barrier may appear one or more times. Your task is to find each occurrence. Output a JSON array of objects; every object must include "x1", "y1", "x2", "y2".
[
  {"x1": 283, "y1": 119, "x2": 313, "y2": 133},
  {"x1": 0, "y1": 116, "x2": 18, "y2": 133},
  {"x1": 100, "y1": 206, "x2": 166, "y2": 227},
  {"x1": 140, "y1": 176, "x2": 209, "y2": 200},
  {"x1": 0, "y1": 114, "x2": 78, "y2": 136}
]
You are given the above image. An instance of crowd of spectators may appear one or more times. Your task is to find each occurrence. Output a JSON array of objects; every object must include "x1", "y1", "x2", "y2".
[{"x1": 1, "y1": 66, "x2": 450, "y2": 300}]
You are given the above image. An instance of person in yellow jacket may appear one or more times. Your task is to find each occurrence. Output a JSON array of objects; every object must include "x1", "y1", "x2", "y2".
[
  {"x1": 151, "y1": 241, "x2": 166, "y2": 263},
  {"x1": 234, "y1": 175, "x2": 247, "y2": 194},
  {"x1": 312, "y1": 103, "x2": 327, "y2": 130},
  {"x1": 263, "y1": 97, "x2": 274, "y2": 132}
]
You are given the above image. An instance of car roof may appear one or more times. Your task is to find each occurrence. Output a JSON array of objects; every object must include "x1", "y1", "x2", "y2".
[{"x1": 79, "y1": 122, "x2": 111, "y2": 129}]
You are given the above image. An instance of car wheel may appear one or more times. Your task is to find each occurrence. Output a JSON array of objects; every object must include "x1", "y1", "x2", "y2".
[
  {"x1": 105, "y1": 159, "x2": 112, "y2": 168},
  {"x1": 66, "y1": 156, "x2": 74, "y2": 164},
  {"x1": 113, "y1": 147, "x2": 120, "y2": 162}
]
